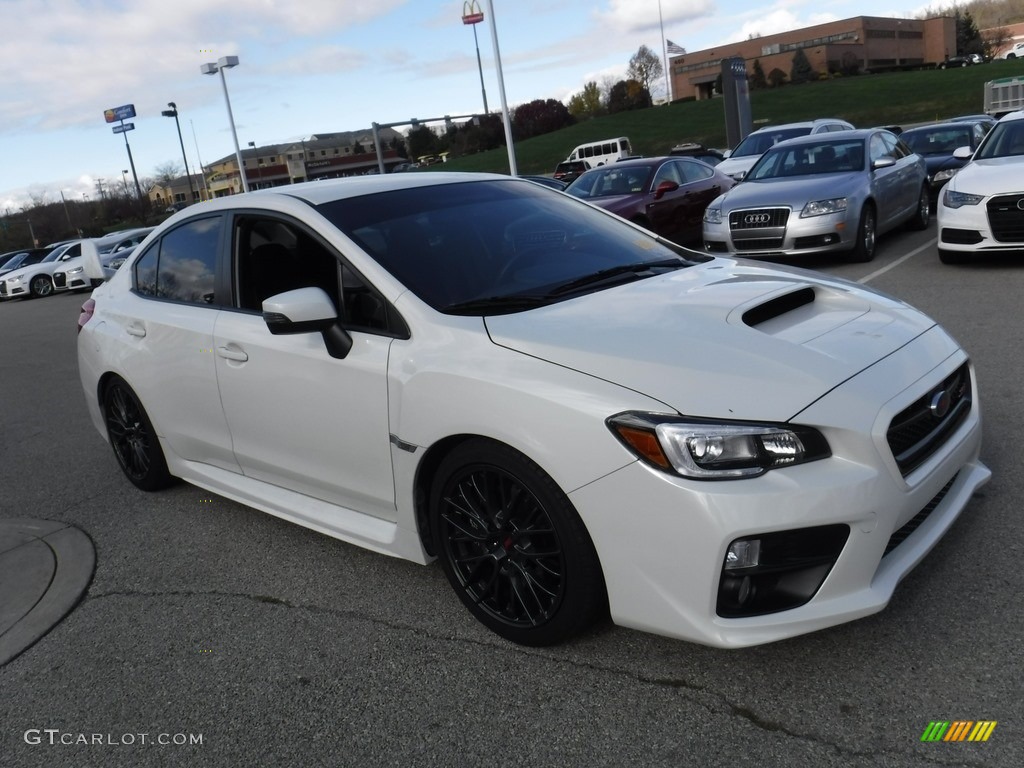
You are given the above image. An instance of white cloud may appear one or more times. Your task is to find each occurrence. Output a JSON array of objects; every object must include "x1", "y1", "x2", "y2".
[{"x1": 594, "y1": 0, "x2": 716, "y2": 33}]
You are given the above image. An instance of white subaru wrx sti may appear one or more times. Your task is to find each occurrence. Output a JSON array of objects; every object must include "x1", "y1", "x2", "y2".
[{"x1": 77, "y1": 173, "x2": 989, "y2": 648}]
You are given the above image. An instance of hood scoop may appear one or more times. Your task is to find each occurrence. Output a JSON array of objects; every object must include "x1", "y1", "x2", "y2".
[{"x1": 742, "y1": 286, "x2": 815, "y2": 327}]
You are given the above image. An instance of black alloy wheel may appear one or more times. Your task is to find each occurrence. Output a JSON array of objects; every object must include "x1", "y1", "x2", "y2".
[
  {"x1": 103, "y1": 377, "x2": 174, "y2": 491},
  {"x1": 29, "y1": 275, "x2": 53, "y2": 298},
  {"x1": 431, "y1": 440, "x2": 606, "y2": 646}
]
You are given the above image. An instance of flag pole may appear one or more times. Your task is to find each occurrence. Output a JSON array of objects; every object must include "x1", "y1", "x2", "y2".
[{"x1": 658, "y1": 0, "x2": 671, "y2": 103}]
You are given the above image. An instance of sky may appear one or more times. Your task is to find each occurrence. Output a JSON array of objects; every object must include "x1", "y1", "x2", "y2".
[{"x1": 1, "y1": 0, "x2": 930, "y2": 211}]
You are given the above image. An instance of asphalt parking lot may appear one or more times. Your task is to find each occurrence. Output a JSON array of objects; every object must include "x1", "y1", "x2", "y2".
[{"x1": 1, "y1": 222, "x2": 1022, "y2": 767}]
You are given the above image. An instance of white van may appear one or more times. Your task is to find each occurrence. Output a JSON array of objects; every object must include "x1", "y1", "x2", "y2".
[{"x1": 566, "y1": 137, "x2": 631, "y2": 167}]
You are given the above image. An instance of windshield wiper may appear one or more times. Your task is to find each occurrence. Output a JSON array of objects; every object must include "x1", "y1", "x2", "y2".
[
  {"x1": 549, "y1": 258, "x2": 684, "y2": 296},
  {"x1": 442, "y1": 294, "x2": 554, "y2": 315}
]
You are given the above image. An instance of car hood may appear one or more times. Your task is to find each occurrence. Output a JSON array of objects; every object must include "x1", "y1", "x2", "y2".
[
  {"x1": 484, "y1": 259, "x2": 936, "y2": 422},
  {"x1": 715, "y1": 173, "x2": 861, "y2": 210},
  {"x1": 1, "y1": 262, "x2": 58, "y2": 280},
  {"x1": 920, "y1": 154, "x2": 965, "y2": 174},
  {"x1": 947, "y1": 156, "x2": 1024, "y2": 193}
]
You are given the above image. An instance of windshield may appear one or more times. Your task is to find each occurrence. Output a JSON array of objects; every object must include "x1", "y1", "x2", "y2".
[
  {"x1": 317, "y1": 179, "x2": 704, "y2": 315},
  {"x1": 1, "y1": 253, "x2": 28, "y2": 270},
  {"x1": 747, "y1": 139, "x2": 865, "y2": 180},
  {"x1": 731, "y1": 127, "x2": 812, "y2": 158},
  {"x1": 43, "y1": 245, "x2": 69, "y2": 262},
  {"x1": 973, "y1": 120, "x2": 1024, "y2": 160},
  {"x1": 902, "y1": 127, "x2": 972, "y2": 155},
  {"x1": 564, "y1": 166, "x2": 653, "y2": 199}
]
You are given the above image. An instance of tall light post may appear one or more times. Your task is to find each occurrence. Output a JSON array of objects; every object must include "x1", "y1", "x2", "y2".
[
  {"x1": 121, "y1": 170, "x2": 130, "y2": 196},
  {"x1": 483, "y1": 0, "x2": 517, "y2": 175},
  {"x1": 461, "y1": 1, "x2": 489, "y2": 114},
  {"x1": 161, "y1": 102, "x2": 197, "y2": 204},
  {"x1": 200, "y1": 56, "x2": 249, "y2": 193},
  {"x1": 248, "y1": 141, "x2": 264, "y2": 188}
]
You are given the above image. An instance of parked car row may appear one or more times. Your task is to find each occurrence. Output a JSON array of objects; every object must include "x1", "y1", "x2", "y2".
[{"x1": 0, "y1": 228, "x2": 153, "y2": 300}]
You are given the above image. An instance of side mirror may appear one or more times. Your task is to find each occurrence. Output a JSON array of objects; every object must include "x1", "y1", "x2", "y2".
[
  {"x1": 871, "y1": 156, "x2": 897, "y2": 170},
  {"x1": 262, "y1": 286, "x2": 352, "y2": 359},
  {"x1": 81, "y1": 240, "x2": 106, "y2": 282},
  {"x1": 952, "y1": 146, "x2": 973, "y2": 160},
  {"x1": 653, "y1": 180, "x2": 680, "y2": 200}
]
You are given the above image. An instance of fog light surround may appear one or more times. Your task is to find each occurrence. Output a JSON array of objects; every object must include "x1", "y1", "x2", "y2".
[{"x1": 717, "y1": 525, "x2": 850, "y2": 618}]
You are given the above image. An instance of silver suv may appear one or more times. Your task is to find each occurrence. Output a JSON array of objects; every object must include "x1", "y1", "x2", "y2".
[{"x1": 717, "y1": 119, "x2": 855, "y2": 181}]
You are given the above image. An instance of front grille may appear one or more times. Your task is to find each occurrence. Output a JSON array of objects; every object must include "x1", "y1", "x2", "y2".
[
  {"x1": 886, "y1": 363, "x2": 971, "y2": 477},
  {"x1": 987, "y1": 195, "x2": 1024, "y2": 242},
  {"x1": 730, "y1": 208, "x2": 790, "y2": 230},
  {"x1": 733, "y1": 237, "x2": 785, "y2": 251},
  {"x1": 883, "y1": 473, "x2": 958, "y2": 557},
  {"x1": 53, "y1": 272, "x2": 67, "y2": 288}
]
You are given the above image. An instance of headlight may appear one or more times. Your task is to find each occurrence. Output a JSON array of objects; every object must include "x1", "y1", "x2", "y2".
[
  {"x1": 942, "y1": 188, "x2": 983, "y2": 208},
  {"x1": 703, "y1": 206, "x2": 723, "y2": 225},
  {"x1": 932, "y1": 169, "x2": 958, "y2": 183},
  {"x1": 67, "y1": 266, "x2": 84, "y2": 275},
  {"x1": 607, "y1": 412, "x2": 830, "y2": 480},
  {"x1": 801, "y1": 198, "x2": 847, "y2": 218},
  {"x1": 109, "y1": 257, "x2": 126, "y2": 269},
  {"x1": 729, "y1": 171, "x2": 746, "y2": 182},
  {"x1": 8, "y1": 274, "x2": 24, "y2": 284}
]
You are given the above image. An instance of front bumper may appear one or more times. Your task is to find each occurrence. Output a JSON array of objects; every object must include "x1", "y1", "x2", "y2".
[
  {"x1": 938, "y1": 190, "x2": 1024, "y2": 256},
  {"x1": 703, "y1": 207, "x2": 856, "y2": 257},
  {"x1": 569, "y1": 332, "x2": 988, "y2": 648}
]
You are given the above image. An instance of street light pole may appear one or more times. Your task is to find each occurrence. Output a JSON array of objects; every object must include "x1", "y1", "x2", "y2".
[
  {"x1": 121, "y1": 170, "x2": 130, "y2": 196},
  {"x1": 462, "y1": 1, "x2": 489, "y2": 114},
  {"x1": 161, "y1": 102, "x2": 197, "y2": 203},
  {"x1": 200, "y1": 56, "x2": 250, "y2": 193}
]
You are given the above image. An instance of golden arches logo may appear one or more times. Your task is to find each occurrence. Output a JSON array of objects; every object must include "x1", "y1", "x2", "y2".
[{"x1": 462, "y1": 0, "x2": 483, "y2": 24}]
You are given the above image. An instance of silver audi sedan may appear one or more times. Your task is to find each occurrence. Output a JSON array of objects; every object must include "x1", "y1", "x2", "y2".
[{"x1": 702, "y1": 129, "x2": 930, "y2": 262}]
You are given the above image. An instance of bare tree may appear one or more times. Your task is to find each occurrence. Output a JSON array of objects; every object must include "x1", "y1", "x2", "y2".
[
  {"x1": 153, "y1": 161, "x2": 184, "y2": 187},
  {"x1": 627, "y1": 45, "x2": 664, "y2": 99}
]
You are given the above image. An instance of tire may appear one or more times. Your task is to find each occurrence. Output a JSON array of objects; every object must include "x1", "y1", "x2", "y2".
[
  {"x1": 103, "y1": 377, "x2": 175, "y2": 491},
  {"x1": 939, "y1": 63, "x2": 947, "y2": 69},
  {"x1": 938, "y1": 248, "x2": 966, "y2": 265},
  {"x1": 29, "y1": 275, "x2": 53, "y2": 298},
  {"x1": 908, "y1": 184, "x2": 931, "y2": 231},
  {"x1": 847, "y1": 205, "x2": 877, "y2": 263},
  {"x1": 430, "y1": 439, "x2": 607, "y2": 646}
]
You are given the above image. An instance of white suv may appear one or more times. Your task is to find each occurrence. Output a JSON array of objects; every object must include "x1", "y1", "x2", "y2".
[{"x1": 717, "y1": 119, "x2": 855, "y2": 181}]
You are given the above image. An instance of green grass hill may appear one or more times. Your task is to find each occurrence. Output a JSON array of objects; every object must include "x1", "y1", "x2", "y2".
[{"x1": 437, "y1": 59, "x2": 1024, "y2": 176}]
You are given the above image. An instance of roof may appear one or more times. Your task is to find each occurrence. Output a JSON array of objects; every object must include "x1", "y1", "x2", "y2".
[{"x1": 189, "y1": 172, "x2": 512, "y2": 208}]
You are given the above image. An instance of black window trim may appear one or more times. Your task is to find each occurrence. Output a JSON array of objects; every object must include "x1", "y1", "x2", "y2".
[
  {"x1": 223, "y1": 208, "x2": 410, "y2": 340},
  {"x1": 131, "y1": 213, "x2": 229, "y2": 308}
]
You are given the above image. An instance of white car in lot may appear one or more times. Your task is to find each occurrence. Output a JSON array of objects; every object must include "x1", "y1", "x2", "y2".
[
  {"x1": 716, "y1": 119, "x2": 855, "y2": 182},
  {"x1": 936, "y1": 110, "x2": 1024, "y2": 264},
  {"x1": 0, "y1": 240, "x2": 83, "y2": 299},
  {"x1": 53, "y1": 228, "x2": 156, "y2": 290},
  {"x1": 77, "y1": 173, "x2": 989, "y2": 648}
]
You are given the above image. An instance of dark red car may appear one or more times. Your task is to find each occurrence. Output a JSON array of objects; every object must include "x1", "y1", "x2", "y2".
[{"x1": 564, "y1": 157, "x2": 734, "y2": 245}]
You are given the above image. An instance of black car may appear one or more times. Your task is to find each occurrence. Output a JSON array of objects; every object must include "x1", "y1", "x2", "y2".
[
  {"x1": 899, "y1": 119, "x2": 990, "y2": 198},
  {"x1": 668, "y1": 142, "x2": 726, "y2": 166},
  {"x1": 940, "y1": 53, "x2": 983, "y2": 68},
  {"x1": 552, "y1": 160, "x2": 590, "y2": 184}
]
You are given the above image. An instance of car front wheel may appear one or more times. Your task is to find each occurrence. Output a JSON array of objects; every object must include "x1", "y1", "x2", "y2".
[
  {"x1": 847, "y1": 205, "x2": 877, "y2": 262},
  {"x1": 29, "y1": 275, "x2": 53, "y2": 298},
  {"x1": 103, "y1": 377, "x2": 175, "y2": 491},
  {"x1": 430, "y1": 439, "x2": 607, "y2": 646}
]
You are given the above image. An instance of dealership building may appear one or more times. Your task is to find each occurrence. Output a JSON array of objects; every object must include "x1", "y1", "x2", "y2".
[{"x1": 669, "y1": 15, "x2": 957, "y2": 101}]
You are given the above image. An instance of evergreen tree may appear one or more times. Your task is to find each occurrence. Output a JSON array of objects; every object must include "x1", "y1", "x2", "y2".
[
  {"x1": 790, "y1": 48, "x2": 814, "y2": 84},
  {"x1": 750, "y1": 59, "x2": 767, "y2": 90}
]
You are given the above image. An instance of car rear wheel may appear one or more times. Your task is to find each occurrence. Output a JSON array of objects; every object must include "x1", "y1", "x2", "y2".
[
  {"x1": 103, "y1": 377, "x2": 175, "y2": 491},
  {"x1": 908, "y1": 184, "x2": 931, "y2": 230},
  {"x1": 430, "y1": 439, "x2": 607, "y2": 646},
  {"x1": 29, "y1": 275, "x2": 53, "y2": 298},
  {"x1": 938, "y1": 248, "x2": 967, "y2": 265},
  {"x1": 847, "y1": 205, "x2": 877, "y2": 263}
]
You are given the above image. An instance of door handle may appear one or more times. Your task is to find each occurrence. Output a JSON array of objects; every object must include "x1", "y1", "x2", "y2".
[
  {"x1": 217, "y1": 345, "x2": 248, "y2": 362},
  {"x1": 125, "y1": 324, "x2": 146, "y2": 338}
]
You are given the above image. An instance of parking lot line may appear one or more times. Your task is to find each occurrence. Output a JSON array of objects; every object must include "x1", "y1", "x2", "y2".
[{"x1": 858, "y1": 237, "x2": 937, "y2": 285}]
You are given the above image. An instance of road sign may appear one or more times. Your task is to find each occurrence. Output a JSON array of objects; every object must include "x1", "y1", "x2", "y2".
[
  {"x1": 112, "y1": 123, "x2": 135, "y2": 134},
  {"x1": 104, "y1": 104, "x2": 136, "y2": 123}
]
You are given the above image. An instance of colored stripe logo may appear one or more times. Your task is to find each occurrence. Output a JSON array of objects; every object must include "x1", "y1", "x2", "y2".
[{"x1": 921, "y1": 721, "x2": 997, "y2": 742}]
